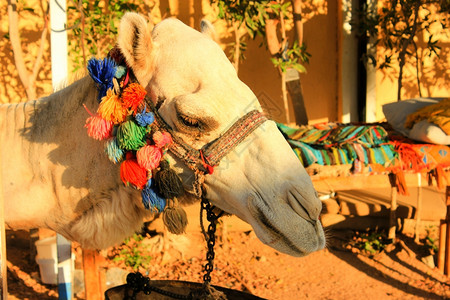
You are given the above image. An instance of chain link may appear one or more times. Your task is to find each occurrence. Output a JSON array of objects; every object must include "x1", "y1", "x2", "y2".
[
  {"x1": 201, "y1": 197, "x2": 221, "y2": 283},
  {"x1": 118, "y1": 197, "x2": 222, "y2": 299}
]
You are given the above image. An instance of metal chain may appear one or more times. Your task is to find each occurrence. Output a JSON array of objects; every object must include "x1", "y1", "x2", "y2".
[
  {"x1": 120, "y1": 198, "x2": 223, "y2": 300},
  {"x1": 201, "y1": 197, "x2": 219, "y2": 283}
]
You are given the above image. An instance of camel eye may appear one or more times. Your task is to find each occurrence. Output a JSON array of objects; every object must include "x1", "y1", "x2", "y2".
[{"x1": 178, "y1": 114, "x2": 201, "y2": 129}]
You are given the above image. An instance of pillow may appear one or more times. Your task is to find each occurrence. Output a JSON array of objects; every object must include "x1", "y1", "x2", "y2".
[
  {"x1": 382, "y1": 97, "x2": 445, "y2": 136},
  {"x1": 408, "y1": 120, "x2": 450, "y2": 145}
]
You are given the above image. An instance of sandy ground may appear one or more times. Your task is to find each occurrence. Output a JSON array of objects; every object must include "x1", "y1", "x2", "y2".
[{"x1": 5, "y1": 220, "x2": 450, "y2": 300}]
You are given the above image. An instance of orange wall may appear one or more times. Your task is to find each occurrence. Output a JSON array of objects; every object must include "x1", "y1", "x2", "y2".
[
  {"x1": 0, "y1": 0, "x2": 340, "y2": 125},
  {"x1": 373, "y1": 3, "x2": 450, "y2": 120}
]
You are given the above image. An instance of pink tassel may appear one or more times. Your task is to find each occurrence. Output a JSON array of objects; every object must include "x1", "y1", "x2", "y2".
[
  {"x1": 153, "y1": 131, "x2": 173, "y2": 148},
  {"x1": 137, "y1": 145, "x2": 162, "y2": 170},
  {"x1": 83, "y1": 104, "x2": 113, "y2": 140}
]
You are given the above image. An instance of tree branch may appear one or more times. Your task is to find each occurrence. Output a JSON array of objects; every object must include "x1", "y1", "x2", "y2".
[
  {"x1": 291, "y1": 0, "x2": 303, "y2": 45},
  {"x1": 31, "y1": 6, "x2": 49, "y2": 84},
  {"x1": 397, "y1": 1, "x2": 421, "y2": 101},
  {"x1": 265, "y1": 18, "x2": 280, "y2": 56},
  {"x1": 8, "y1": 0, "x2": 36, "y2": 100}
]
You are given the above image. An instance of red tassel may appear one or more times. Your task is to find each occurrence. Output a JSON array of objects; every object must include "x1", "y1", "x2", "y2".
[
  {"x1": 122, "y1": 83, "x2": 146, "y2": 113},
  {"x1": 120, "y1": 152, "x2": 148, "y2": 189}
]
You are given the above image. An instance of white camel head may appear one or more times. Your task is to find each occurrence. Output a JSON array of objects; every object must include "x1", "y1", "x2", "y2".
[
  {"x1": 1, "y1": 13, "x2": 324, "y2": 257},
  {"x1": 117, "y1": 13, "x2": 325, "y2": 256}
]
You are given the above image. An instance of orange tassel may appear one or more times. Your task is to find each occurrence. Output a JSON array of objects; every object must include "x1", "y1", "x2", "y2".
[
  {"x1": 120, "y1": 153, "x2": 148, "y2": 189},
  {"x1": 122, "y1": 83, "x2": 146, "y2": 113},
  {"x1": 98, "y1": 89, "x2": 127, "y2": 123}
]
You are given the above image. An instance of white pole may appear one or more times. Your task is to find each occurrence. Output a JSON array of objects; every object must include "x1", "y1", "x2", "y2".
[
  {"x1": 50, "y1": 0, "x2": 68, "y2": 90},
  {"x1": 50, "y1": 1, "x2": 72, "y2": 299}
]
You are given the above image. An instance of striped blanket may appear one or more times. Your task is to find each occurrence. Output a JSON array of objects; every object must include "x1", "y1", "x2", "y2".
[{"x1": 279, "y1": 123, "x2": 450, "y2": 176}]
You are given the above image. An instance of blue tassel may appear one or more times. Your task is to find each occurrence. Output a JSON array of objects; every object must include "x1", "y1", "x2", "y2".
[
  {"x1": 135, "y1": 111, "x2": 155, "y2": 127},
  {"x1": 142, "y1": 180, "x2": 166, "y2": 212},
  {"x1": 104, "y1": 137, "x2": 124, "y2": 164},
  {"x1": 87, "y1": 58, "x2": 117, "y2": 101}
]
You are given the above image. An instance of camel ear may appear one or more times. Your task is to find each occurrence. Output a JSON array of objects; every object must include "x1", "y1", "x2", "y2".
[
  {"x1": 200, "y1": 19, "x2": 220, "y2": 43},
  {"x1": 117, "y1": 13, "x2": 154, "y2": 87}
]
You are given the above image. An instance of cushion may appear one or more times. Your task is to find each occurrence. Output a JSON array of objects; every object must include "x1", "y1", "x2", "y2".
[
  {"x1": 382, "y1": 97, "x2": 449, "y2": 144},
  {"x1": 409, "y1": 120, "x2": 450, "y2": 145},
  {"x1": 382, "y1": 97, "x2": 445, "y2": 136}
]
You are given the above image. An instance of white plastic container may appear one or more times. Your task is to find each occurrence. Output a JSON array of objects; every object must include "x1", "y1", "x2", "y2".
[
  {"x1": 35, "y1": 236, "x2": 75, "y2": 286},
  {"x1": 36, "y1": 257, "x2": 58, "y2": 284},
  {"x1": 35, "y1": 236, "x2": 58, "y2": 284},
  {"x1": 35, "y1": 236, "x2": 57, "y2": 260}
]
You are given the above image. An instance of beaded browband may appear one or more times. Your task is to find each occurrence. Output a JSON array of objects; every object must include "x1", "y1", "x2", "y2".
[{"x1": 84, "y1": 47, "x2": 267, "y2": 234}]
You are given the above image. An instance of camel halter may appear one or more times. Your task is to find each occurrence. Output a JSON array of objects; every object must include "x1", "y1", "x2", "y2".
[
  {"x1": 86, "y1": 50, "x2": 268, "y2": 299},
  {"x1": 149, "y1": 102, "x2": 267, "y2": 198},
  {"x1": 84, "y1": 50, "x2": 267, "y2": 217}
]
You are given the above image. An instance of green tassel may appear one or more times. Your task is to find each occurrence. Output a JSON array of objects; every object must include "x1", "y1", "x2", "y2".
[
  {"x1": 163, "y1": 199, "x2": 188, "y2": 234},
  {"x1": 154, "y1": 160, "x2": 184, "y2": 199},
  {"x1": 116, "y1": 120, "x2": 146, "y2": 150}
]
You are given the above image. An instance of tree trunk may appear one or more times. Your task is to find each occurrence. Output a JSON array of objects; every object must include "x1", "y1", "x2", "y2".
[
  {"x1": 289, "y1": 0, "x2": 308, "y2": 125},
  {"x1": 8, "y1": 0, "x2": 48, "y2": 101}
]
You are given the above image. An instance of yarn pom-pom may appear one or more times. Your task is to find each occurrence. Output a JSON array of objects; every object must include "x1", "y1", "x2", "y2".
[
  {"x1": 116, "y1": 120, "x2": 147, "y2": 150},
  {"x1": 154, "y1": 160, "x2": 184, "y2": 199},
  {"x1": 85, "y1": 114, "x2": 113, "y2": 140},
  {"x1": 153, "y1": 131, "x2": 173, "y2": 148},
  {"x1": 115, "y1": 65, "x2": 126, "y2": 79},
  {"x1": 163, "y1": 199, "x2": 188, "y2": 234},
  {"x1": 87, "y1": 58, "x2": 117, "y2": 100},
  {"x1": 105, "y1": 137, "x2": 124, "y2": 164},
  {"x1": 137, "y1": 145, "x2": 162, "y2": 170},
  {"x1": 122, "y1": 83, "x2": 147, "y2": 113},
  {"x1": 142, "y1": 180, "x2": 166, "y2": 212},
  {"x1": 120, "y1": 153, "x2": 148, "y2": 189},
  {"x1": 98, "y1": 89, "x2": 127, "y2": 123},
  {"x1": 135, "y1": 111, "x2": 155, "y2": 127}
]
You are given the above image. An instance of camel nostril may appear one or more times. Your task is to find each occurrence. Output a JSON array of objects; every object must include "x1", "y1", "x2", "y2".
[{"x1": 287, "y1": 190, "x2": 321, "y2": 222}]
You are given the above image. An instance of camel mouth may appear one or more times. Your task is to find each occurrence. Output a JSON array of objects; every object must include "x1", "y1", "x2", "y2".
[{"x1": 247, "y1": 194, "x2": 325, "y2": 257}]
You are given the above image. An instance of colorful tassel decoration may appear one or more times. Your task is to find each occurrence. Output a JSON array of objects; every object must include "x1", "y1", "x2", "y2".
[
  {"x1": 136, "y1": 145, "x2": 162, "y2": 170},
  {"x1": 85, "y1": 52, "x2": 190, "y2": 219},
  {"x1": 142, "y1": 179, "x2": 166, "y2": 212},
  {"x1": 105, "y1": 137, "x2": 124, "y2": 163},
  {"x1": 153, "y1": 131, "x2": 173, "y2": 148},
  {"x1": 120, "y1": 153, "x2": 148, "y2": 189},
  {"x1": 163, "y1": 198, "x2": 188, "y2": 234},
  {"x1": 116, "y1": 120, "x2": 147, "y2": 150},
  {"x1": 122, "y1": 83, "x2": 147, "y2": 113},
  {"x1": 87, "y1": 58, "x2": 117, "y2": 100},
  {"x1": 84, "y1": 112, "x2": 113, "y2": 140},
  {"x1": 154, "y1": 160, "x2": 184, "y2": 199},
  {"x1": 98, "y1": 89, "x2": 127, "y2": 123},
  {"x1": 115, "y1": 65, "x2": 126, "y2": 78},
  {"x1": 135, "y1": 110, "x2": 155, "y2": 127}
]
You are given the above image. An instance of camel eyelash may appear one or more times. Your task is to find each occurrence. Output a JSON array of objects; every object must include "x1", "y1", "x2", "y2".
[{"x1": 178, "y1": 113, "x2": 202, "y2": 130}]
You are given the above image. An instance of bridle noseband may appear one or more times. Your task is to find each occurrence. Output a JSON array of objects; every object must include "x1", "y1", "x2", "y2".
[{"x1": 149, "y1": 101, "x2": 268, "y2": 198}]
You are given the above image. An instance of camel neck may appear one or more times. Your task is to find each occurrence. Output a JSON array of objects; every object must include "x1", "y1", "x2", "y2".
[{"x1": 0, "y1": 76, "x2": 96, "y2": 143}]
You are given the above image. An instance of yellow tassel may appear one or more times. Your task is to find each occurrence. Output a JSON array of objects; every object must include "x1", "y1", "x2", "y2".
[{"x1": 98, "y1": 89, "x2": 127, "y2": 124}]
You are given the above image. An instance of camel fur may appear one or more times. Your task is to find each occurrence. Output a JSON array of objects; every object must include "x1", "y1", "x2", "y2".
[{"x1": 0, "y1": 13, "x2": 325, "y2": 256}]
